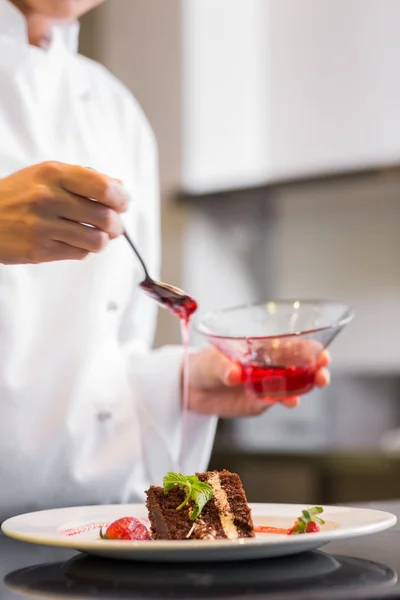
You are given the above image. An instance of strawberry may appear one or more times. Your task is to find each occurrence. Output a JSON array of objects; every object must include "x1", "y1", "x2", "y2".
[
  {"x1": 305, "y1": 521, "x2": 320, "y2": 533},
  {"x1": 287, "y1": 506, "x2": 324, "y2": 535},
  {"x1": 100, "y1": 517, "x2": 150, "y2": 541}
]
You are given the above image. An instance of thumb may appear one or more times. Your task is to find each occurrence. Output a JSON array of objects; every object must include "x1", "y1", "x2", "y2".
[{"x1": 191, "y1": 347, "x2": 242, "y2": 389}]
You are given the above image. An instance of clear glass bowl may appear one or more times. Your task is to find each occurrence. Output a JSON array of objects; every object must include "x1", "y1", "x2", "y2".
[{"x1": 196, "y1": 300, "x2": 354, "y2": 400}]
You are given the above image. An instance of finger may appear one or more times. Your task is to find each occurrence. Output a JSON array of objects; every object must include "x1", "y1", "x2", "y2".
[
  {"x1": 317, "y1": 350, "x2": 331, "y2": 368},
  {"x1": 55, "y1": 191, "x2": 123, "y2": 239},
  {"x1": 52, "y1": 219, "x2": 108, "y2": 253},
  {"x1": 293, "y1": 338, "x2": 324, "y2": 360},
  {"x1": 246, "y1": 399, "x2": 271, "y2": 416},
  {"x1": 224, "y1": 362, "x2": 242, "y2": 387},
  {"x1": 315, "y1": 367, "x2": 330, "y2": 388},
  {"x1": 282, "y1": 397, "x2": 300, "y2": 409},
  {"x1": 226, "y1": 394, "x2": 271, "y2": 417},
  {"x1": 191, "y1": 347, "x2": 242, "y2": 389},
  {"x1": 244, "y1": 396, "x2": 301, "y2": 416},
  {"x1": 37, "y1": 241, "x2": 90, "y2": 263},
  {"x1": 57, "y1": 164, "x2": 129, "y2": 212}
]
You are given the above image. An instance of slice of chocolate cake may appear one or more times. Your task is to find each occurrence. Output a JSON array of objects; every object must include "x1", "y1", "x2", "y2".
[{"x1": 145, "y1": 470, "x2": 255, "y2": 540}]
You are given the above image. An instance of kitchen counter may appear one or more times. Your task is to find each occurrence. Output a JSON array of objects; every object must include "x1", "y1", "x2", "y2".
[
  {"x1": 209, "y1": 450, "x2": 400, "y2": 504},
  {"x1": 1, "y1": 501, "x2": 400, "y2": 600}
]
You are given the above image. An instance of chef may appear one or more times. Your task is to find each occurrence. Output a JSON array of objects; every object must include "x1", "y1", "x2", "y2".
[{"x1": 0, "y1": 0, "x2": 330, "y2": 521}]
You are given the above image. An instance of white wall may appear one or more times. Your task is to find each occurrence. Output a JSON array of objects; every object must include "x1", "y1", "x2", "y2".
[
  {"x1": 269, "y1": 0, "x2": 400, "y2": 175},
  {"x1": 182, "y1": 0, "x2": 270, "y2": 193},
  {"x1": 181, "y1": 0, "x2": 400, "y2": 192}
]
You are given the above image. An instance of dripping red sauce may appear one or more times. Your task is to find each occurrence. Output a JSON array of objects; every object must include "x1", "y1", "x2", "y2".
[
  {"x1": 139, "y1": 279, "x2": 198, "y2": 465},
  {"x1": 139, "y1": 280, "x2": 198, "y2": 322}
]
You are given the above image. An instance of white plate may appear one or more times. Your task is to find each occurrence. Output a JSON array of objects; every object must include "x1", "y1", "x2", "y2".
[{"x1": 1, "y1": 503, "x2": 396, "y2": 562}]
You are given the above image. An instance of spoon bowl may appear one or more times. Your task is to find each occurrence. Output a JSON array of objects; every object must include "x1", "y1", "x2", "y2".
[
  {"x1": 139, "y1": 278, "x2": 198, "y2": 320},
  {"x1": 124, "y1": 231, "x2": 197, "y2": 320}
]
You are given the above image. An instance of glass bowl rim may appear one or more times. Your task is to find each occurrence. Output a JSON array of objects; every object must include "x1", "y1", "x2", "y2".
[{"x1": 195, "y1": 299, "x2": 354, "y2": 341}]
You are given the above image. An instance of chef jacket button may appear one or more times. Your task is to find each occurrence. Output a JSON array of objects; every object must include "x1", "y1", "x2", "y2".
[
  {"x1": 107, "y1": 301, "x2": 118, "y2": 311},
  {"x1": 98, "y1": 410, "x2": 112, "y2": 422}
]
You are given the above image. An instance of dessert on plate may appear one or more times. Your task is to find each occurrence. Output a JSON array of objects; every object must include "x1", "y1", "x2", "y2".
[
  {"x1": 145, "y1": 469, "x2": 255, "y2": 540},
  {"x1": 98, "y1": 469, "x2": 324, "y2": 541}
]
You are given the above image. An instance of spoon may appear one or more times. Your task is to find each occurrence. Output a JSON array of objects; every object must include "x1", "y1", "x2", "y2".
[
  {"x1": 123, "y1": 231, "x2": 198, "y2": 320},
  {"x1": 85, "y1": 167, "x2": 197, "y2": 320}
]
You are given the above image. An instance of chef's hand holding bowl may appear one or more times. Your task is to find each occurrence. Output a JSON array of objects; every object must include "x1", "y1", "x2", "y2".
[{"x1": 188, "y1": 300, "x2": 353, "y2": 418}]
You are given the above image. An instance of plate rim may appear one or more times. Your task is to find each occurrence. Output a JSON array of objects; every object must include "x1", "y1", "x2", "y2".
[{"x1": 1, "y1": 502, "x2": 397, "y2": 552}]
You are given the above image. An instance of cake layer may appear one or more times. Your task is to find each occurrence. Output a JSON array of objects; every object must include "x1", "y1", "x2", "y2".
[{"x1": 197, "y1": 470, "x2": 255, "y2": 539}]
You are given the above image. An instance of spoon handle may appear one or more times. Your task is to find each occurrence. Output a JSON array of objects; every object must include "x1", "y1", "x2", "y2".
[
  {"x1": 123, "y1": 231, "x2": 150, "y2": 280},
  {"x1": 85, "y1": 167, "x2": 151, "y2": 282}
]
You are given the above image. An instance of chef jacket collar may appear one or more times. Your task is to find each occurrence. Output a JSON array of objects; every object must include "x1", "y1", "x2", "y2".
[{"x1": 0, "y1": 0, "x2": 80, "y2": 53}]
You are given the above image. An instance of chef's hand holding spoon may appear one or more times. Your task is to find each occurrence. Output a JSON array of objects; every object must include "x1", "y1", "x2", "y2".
[{"x1": 0, "y1": 161, "x2": 126, "y2": 264}]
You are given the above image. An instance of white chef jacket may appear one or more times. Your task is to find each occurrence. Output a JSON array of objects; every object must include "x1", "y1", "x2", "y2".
[{"x1": 0, "y1": 0, "x2": 217, "y2": 521}]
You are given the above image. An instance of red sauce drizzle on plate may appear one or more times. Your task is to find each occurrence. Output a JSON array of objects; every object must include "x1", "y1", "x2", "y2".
[{"x1": 254, "y1": 526, "x2": 289, "y2": 535}]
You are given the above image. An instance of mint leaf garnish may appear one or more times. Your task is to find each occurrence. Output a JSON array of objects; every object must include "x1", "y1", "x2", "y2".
[
  {"x1": 290, "y1": 506, "x2": 325, "y2": 534},
  {"x1": 163, "y1": 472, "x2": 189, "y2": 494},
  {"x1": 190, "y1": 483, "x2": 213, "y2": 520},
  {"x1": 309, "y1": 506, "x2": 324, "y2": 516},
  {"x1": 163, "y1": 472, "x2": 213, "y2": 521}
]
